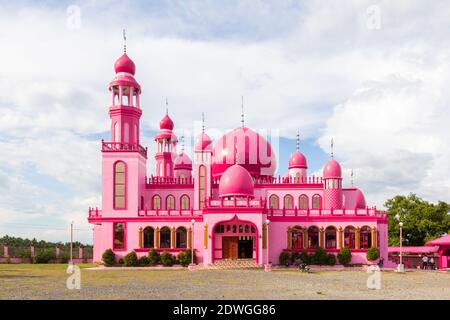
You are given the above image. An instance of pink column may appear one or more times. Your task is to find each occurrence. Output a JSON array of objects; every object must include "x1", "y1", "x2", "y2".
[
  {"x1": 3, "y1": 245, "x2": 8, "y2": 257},
  {"x1": 55, "y1": 246, "x2": 60, "y2": 258},
  {"x1": 79, "y1": 247, "x2": 83, "y2": 259},
  {"x1": 30, "y1": 246, "x2": 35, "y2": 257}
]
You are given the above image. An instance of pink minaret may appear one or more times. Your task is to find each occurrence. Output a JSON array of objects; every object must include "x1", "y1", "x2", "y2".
[
  {"x1": 109, "y1": 52, "x2": 142, "y2": 144},
  {"x1": 194, "y1": 114, "x2": 213, "y2": 209},
  {"x1": 323, "y1": 140, "x2": 343, "y2": 209},
  {"x1": 101, "y1": 41, "x2": 147, "y2": 216},
  {"x1": 154, "y1": 104, "x2": 177, "y2": 177}
]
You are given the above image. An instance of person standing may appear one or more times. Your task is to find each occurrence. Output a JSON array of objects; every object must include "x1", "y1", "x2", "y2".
[{"x1": 421, "y1": 255, "x2": 428, "y2": 270}]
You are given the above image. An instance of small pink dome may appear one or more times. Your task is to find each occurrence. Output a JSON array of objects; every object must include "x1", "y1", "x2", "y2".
[
  {"x1": 288, "y1": 151, "x2": 307, "y2": 169},
  {"x1": 218, "y1": 165, "x2": 254, "y2": 198},
  {"x1": 323, "y1": 159, "x2": 342, "y2": 179},
  {"x1": 194, "y1": 132, "x2": 212, "y2": 152},
  {"x1": 114, "y1": 53, "x2": 136, "y2": 75},
  {"x1": 355, "y1": 189, "x2": 366, "y2": 209},
  {"x1": 174, "y1": 152, "x2": 192, "y2": 170},
  {"x1": 160, "y1": 114, "x2": 174, "y2": 131}
]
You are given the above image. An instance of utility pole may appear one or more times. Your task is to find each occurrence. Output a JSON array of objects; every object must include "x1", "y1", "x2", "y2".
[{"x1": 70, "y1": 221, "x2": 73, "y2": 265}]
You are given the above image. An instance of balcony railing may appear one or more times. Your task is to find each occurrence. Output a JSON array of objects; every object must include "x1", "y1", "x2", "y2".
[
  {"x1": 101, "y1": 140, "x2": 147, "y2": 158},
  {"x1": 267, "y1": 207, "x2": 387, "y2": 219},
  {"x1": 146, "y1": 175, "x2": 194, "y2": 185},
  {"x1": 88, "y1": 207, "x2": 102, "y2": 218},
  {"x1": 211, "y1": 175, "x2": 323, "y2": 186}
]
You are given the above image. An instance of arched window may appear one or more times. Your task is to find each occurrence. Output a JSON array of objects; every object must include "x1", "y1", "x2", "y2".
[
  {"x1": 180, "y1": 195, "x2": 190, "y2": 210},
  {"x1": 113, "y1": 222, "x2": 125, "y2": 249},
  {"x1": 291, "y1": 226, "x2": 304, "y2": 249},
  {"x1": 295, "y1": 172, "x2": 301, "y2": 182},
  {"x1": 114, "y1": 122, "x2": 119, "y2": 142},
  {"x1": 140, "y1": 196, "x2": 144, "y2": 210},
  {"x1": 114, "y1": 161, "x2": 126, "y2": 209},
  {"x1": 344, "y1": 226, "x2": 356, "y2": 249},
  {"x1": 152, "y1": 195, "x2": 161, "y2": 210},
  {"x1": 299, "y1": 194, "x2": 308, "y2": 209},
  {"x1": 360, "y1": 226, "x2": 372, "y2": 249},
  {"x1": 176, "y1": 227, "x2": 187, "y2": 248},
  {"x1": 269, "y1": 195, "x2": 279, "y2": 209},
  {"x1": 312, "y1": 194, "x2": 322, "y2": 209},
  {"x1": 245, "y1": 225, "x2": 249, "y2": 233},
  {"x1": 160, "y1": 227, "x2": 171, "y2": 248},
  {"x1": 232, "y1": 225, "x2": 237, "y2": 233},
  {"x1": 284, "y1": 194, "x2": 293, "y2": 209},
  {"x1": 308, "y1": 226, "x2": 319, "y2": 249},
  {"x1": 143, "y1": 227, "x2": 154, "y2": 248},
  {"x1": 325, "y1": 226, "x2": 337, "y2": 249},
  {"x1": 199, "y1": 165, "x2": 206, "y2": 209},
  {"x1": 123, "y1": 122, "x2": 129, "y2": 143},
  {"x1": 179, "y1": 174, "x2": 185, "y2": 183},
  {"x1": 239, "y1": 225, "x2": 243, "y2": 233},
  {"x1": 166, "y1": 195, "x2": 175, "y2": 210}
]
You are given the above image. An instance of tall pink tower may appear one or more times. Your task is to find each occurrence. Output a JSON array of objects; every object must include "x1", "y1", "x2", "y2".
[
  {"x1": 101, "y1": 34, "x2": 148, "y2": 215},
  {"x1": 323, "y1": 139, "x2": 343, "y2": 209},
  {"x1": 154, "y1": 102, "x2": 177, "y2": 177}
]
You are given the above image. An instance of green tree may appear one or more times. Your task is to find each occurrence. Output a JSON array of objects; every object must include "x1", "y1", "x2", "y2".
[{"x1": 385, "y1": 194, "x2": 450, "y2": 246}]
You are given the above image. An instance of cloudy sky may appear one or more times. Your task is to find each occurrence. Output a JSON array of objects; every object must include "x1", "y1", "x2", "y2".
[{"x1": 0, "y1": 0, "x2": 449, "y2": 244}]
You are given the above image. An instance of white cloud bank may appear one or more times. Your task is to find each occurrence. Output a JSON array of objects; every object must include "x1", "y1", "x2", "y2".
[{"x1": 0, "y1": 0, "x2": 449, "y2": 242}]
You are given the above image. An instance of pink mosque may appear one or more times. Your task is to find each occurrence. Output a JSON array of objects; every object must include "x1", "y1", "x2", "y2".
[{"x1": 87, "y1": 50, "x2": 389, "y2": 267}]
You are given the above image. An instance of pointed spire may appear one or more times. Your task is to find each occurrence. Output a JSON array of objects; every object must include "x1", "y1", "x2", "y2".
[
  {"x1": 201, "y1": 112, "x2": 205, "y2": 133},
  {"x1": 165, "y1": 98, "x2": 168, "y2": 115},
  {"x1": 331, "y1": 138, "x2": 334, "y2": 159},
  {"x1": 351, "y1": 168, "x2": 354, "y2": 187},
  {"x1": 122, "y1": 29, "x2": 127, "y2": 53},
  {"x1": 180, "y1": 135, "x2": 185, "y2": 154},
  {"x1": 296, "y1": 130, "x2": 300, "y2": 152},
  {"x1": 241, "y1": 96, "x2": 245, "y2": 128}
]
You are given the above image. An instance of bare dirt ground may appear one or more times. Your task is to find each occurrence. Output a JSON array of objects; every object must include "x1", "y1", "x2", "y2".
[{"x1": 0, "y1": 264, "x2": 448, "y2": 300}]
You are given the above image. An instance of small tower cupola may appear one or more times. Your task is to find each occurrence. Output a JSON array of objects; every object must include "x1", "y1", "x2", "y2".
[
  {"x1": 154, "y1": 105, "x2": 177, "y2": 177},
  {"x1": 288, "y1": 130, "x2": 308, "y2": 182},
  {"x1": 322, "y1": 139, "x2": 343, "y2": 209}
]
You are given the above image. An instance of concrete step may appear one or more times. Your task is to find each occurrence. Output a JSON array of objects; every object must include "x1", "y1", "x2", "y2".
[{"x1": 210, "y1": 259, "x2": 262, "y2": 270}]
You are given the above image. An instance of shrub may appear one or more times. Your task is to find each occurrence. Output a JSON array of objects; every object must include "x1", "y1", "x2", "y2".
[
  {"x1": 160, "y1": 251, "x2": 175, "y2": 267},
  {"x1": 148, "y1": 249, "x2": 161, "y2": 266},
  {"x1": 291, "y1": 252, "x2": 301, "y2": 264},
  {"x1": 102, "y1": 249, "x2": 115, "y2": 267},
  {"x1": 16, "y1": 248, "x2": 32, "y2": 260},
  {"x1": 33, "y1": 248, "x2": 56, "y2": 264},
  {"x1": 118, "y1": 258, "x2": 124, "y2": 265},
  {"x1": 178, "y1": 250, "x2": 196, "y2": 267},
  {"x1": 337, "y1": 248, "x2": 352, "y2": 265},
  {"x1": 299, "y1": 250, "x2": 311, "y2": 265},
  {"x1": 327, "y1": 254, "x2": 336, "y2": 266},
  {"x1": 139, "y1": 256, "x2": 150, "y2": 266},
  {"x1": 124, "y1": 251, "x2": 138, "y2": 267},
  {"x1": 311, "y1": 247, "x2": 328, "y2": 265},
  {"x1": 279, "y1": 251, "x2": 291, "y2": 266},
  {"x1": 59, "y1": 252, "x2": 70, "y2": 263},
  {"x1": 366, "y1": 247, "x2": 380, "y2": 261}
]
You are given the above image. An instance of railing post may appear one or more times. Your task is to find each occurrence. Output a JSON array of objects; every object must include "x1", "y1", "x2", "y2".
[
  {"x1": 30, "y1": 245, "x2": 35, "y2": 258},
  {"x1": 4, "y1": 245, "x2": 8, "y2": 257},
  {"x1": 55, "y1": 245, "x2": 60, "y2": 258},
  {"x1": 79, "y1": 246, "x2": 83, "y2": 260}
]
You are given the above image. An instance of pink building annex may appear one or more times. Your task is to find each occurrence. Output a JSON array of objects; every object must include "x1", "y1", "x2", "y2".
[{"x1": 88, "y1": 50, "x2": 389, "y2": 267}]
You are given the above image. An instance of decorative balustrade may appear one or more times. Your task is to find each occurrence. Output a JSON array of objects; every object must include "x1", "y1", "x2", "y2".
[
  {"x1": 88, "y1": 207, "x2": 102, "y2": 218},
  {"x1": 211, "y1": 175, "x2": 323, "y2": 186},
  {"x1": 101, "y1": 140, "x2": 147, "y2": 158},
  {"x1": 138, "y1": 208, "x2": 199, "y2": 217},
  {"x1": 146, "y1": 175, "x2": 194, "y2": 185},
  {"x1": 267, "y1": 206, "x2": 387, "y2": 219}
]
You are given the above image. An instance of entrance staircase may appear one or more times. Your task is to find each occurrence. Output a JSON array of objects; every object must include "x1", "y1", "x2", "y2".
[{"x1": 209, "y1": 259, "x2": 262, "y2": 270}]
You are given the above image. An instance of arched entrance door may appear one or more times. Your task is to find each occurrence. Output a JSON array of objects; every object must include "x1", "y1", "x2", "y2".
[{"x1": 214, "y1": 220, "x2": 257, "y2": 261}]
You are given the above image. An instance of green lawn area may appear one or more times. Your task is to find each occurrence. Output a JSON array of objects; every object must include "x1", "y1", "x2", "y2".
[{"x1": 0, "y1": 264, "x2": 449, "y2": 300}]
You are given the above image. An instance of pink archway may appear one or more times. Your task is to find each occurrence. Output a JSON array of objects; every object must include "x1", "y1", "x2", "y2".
[{"x1": 211, "y1": 215, "x2": 260, "y2": 264}]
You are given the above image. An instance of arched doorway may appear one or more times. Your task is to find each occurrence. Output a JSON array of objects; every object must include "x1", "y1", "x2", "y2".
[{"x1": 213, "y1": 217, "x2": 258, "y2": 262}]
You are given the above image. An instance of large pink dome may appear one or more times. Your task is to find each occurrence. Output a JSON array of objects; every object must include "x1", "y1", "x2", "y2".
[
  {"x1": 114, "y1": 53, "x2": 136, "y2": 75},
  {"x1": 323, "y1": 159, "x2": 342, "y2": 179},
  {"x1": 212, "y1": 127, "x2": 277, "y2": 178},
  {"x1": 218, "y1": 165, "x2": 254, "y2": 198},
  {"x1": 194, "y1": 132, "x2": 212, "y2": 152},
  {"x1": 288, "y1": 151, "x2": 307, "y2": 169},
  {"x1": 355, "y1": 189, "x2": 366, "y2": 209},
  {"x1": 174, "y1": 152, "x2": 192, "y2": 170}
]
